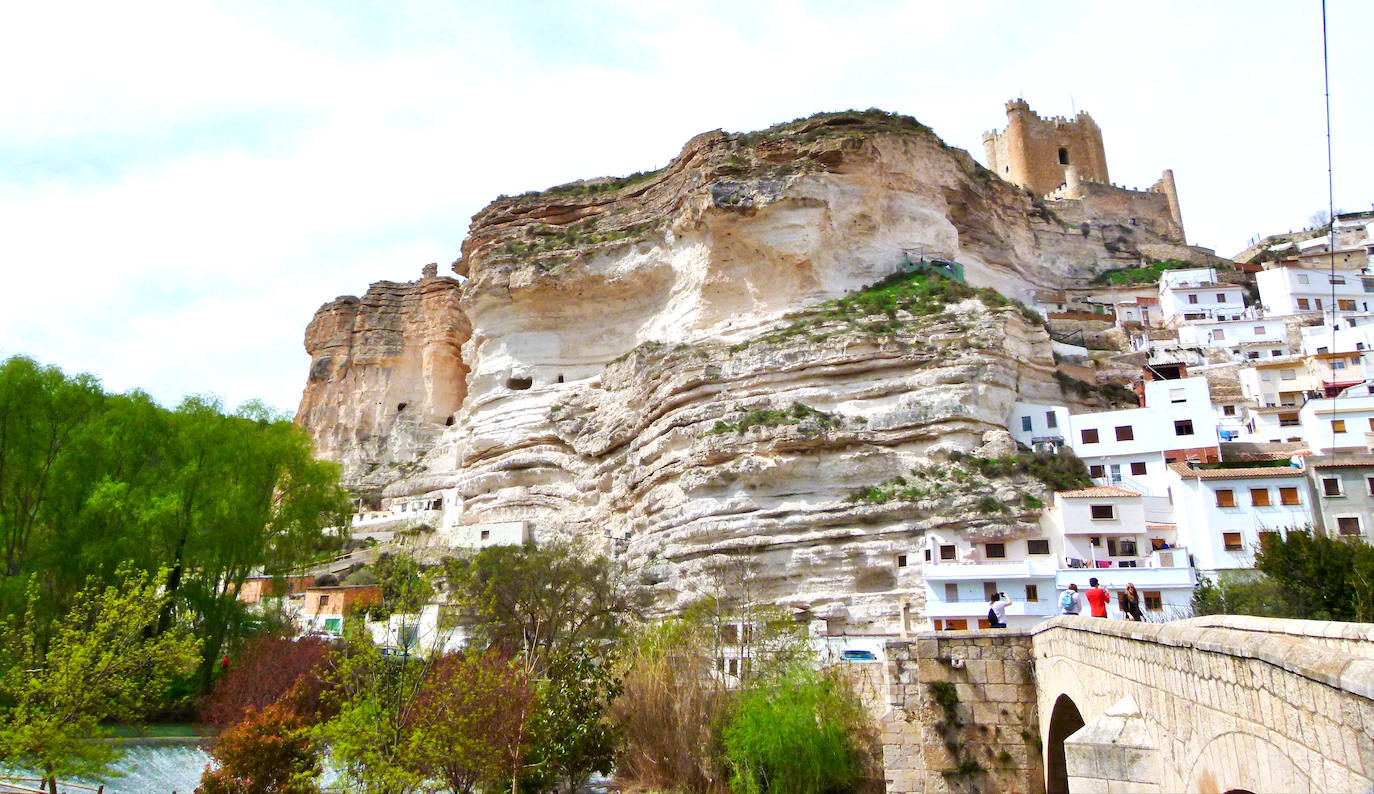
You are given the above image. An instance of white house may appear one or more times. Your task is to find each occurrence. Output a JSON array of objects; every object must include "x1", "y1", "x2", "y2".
[
  {"x1": 919, "y1": 530, "x2": 1061, "y2": 631},
  {"x1": 1159, "y1": 268, "x2": 1248, "y2": 324},
  {"x1": 1300, "y1": 312, "x2": 1374, "y2": 356},
  {"x1": 1298, "y1": 393, "x2": 1374, "y2": 454},
  {"x1": 1256, "y1": 266, "x2": 1374, "y2": 316},
  {"x1": 1238, "y1": 356, "x2": 1318, "y2": 409},
  {"x1": 1176, "y1": 317, "x2": 1288, "y2": 360},
  {"x1": 1166, "y1": 461, "x2": 1313, "y2": 575},
  {"x1": 1065, "y1": 377, "x2": 1221, "y2": 495}
]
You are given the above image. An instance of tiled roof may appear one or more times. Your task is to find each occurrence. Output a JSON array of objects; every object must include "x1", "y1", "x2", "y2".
[
  {"x1": 1308, "y1": 454, "x2": 1374, "y2": 469},
  {"x1": 1056, "y1": 486, "x2": 1142, "y2": 498},
  {"x1": 1167, "y1": 461, "x2": 1304, "y2": 480}
]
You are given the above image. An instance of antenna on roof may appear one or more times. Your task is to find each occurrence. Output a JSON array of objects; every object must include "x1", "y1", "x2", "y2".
[{"x1": 1070, "y1": 94, "x2": 1077, "y2": 115}]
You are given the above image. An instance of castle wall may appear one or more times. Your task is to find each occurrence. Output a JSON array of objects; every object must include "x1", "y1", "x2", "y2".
[
  {"x1": 1045, "y1": 177, "x2": 1187, "y2": 245},
  {"x1": 983, "y1": 100, "x2": 1109, "y2": 197}
]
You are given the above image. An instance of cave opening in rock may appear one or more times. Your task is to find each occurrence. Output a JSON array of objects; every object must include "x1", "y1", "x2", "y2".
[
  {"x1": 397, "y1": 402, "x2": 407, "y2": 412},
  {"x1": 445, "y1": 416, "x2": 454, "y2": 426},
  {"x1": 506, "y1": 376, "x2": 533, "y2": 390}
]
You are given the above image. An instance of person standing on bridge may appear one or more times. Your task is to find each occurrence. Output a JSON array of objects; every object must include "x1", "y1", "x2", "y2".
[
  {"x1": 1120, "y1": 583, "x2": 1145, "y2": 622},
  {"x1": 987, "y1": 591, "x2": 1012, "y2": 628},
  {"x1": 1085, "y1": 577, "x2": 1111, "y2": 618},
  {"x1": 1059, "y1": 583, "x2": 1082, "y2": 615}
]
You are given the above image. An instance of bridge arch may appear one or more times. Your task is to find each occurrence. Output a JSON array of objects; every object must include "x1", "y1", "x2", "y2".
[
  {"x1": 1045, "y1": 693, "x2": 1084, "y2": 794},
  {"x1": 1031, "y1": 615, "x2": 1374, "y2": 792}
]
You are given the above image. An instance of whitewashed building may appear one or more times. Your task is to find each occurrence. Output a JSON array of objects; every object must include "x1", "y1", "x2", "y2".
[
  {"x1": 1159, "y1": 268, "x2": 1248, "y2": 324},
  {"x1": 1298, "y1": 393, "x2": 1374, "y2": 454},
  {"x1": 1176, "y1": 317, "x2": 1289, "y2": 359},
  {"x1": 1256, "y1": 266, "x2": 1374, "y2": 316},
  {"x1": 1166, "y1": 461, "x2": 1313, "y2": 575}
]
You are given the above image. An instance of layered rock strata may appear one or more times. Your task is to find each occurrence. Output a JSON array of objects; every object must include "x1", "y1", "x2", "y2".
[{"x1": 297, "y1": 110, "x2": 1213, "y2": 631}]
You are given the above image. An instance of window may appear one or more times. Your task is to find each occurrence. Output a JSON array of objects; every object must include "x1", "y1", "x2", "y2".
[
  {"x1": 1081, "y1": 428, "x2": 1100, "y2": 444},
  {"x1": 1217, "y1": 293, "x2": 1227, "y2": 303},
  {"x1": 1316, "y1": 298, "x2": 1324, "y2": 310},
  {"x1": 924, "y1": 548, "x2": 932, "y2": 562},
  {"x1": 1340, "y1": 299, "x2": 1357, "y2": 312},
  {"x1": 1058, "y1": 146, "x2": 1069, "y2": 165},
  {"x1": 1338, "y1": 516, "x2": 1362, "y2": 536},
  {"x1": 1333, "y1": 420, "x2": 1347, "y2": 433},
  {"x1": 1254, "y1": 326, "x2": 1267, "y2": 335},
  {"x1": 940, "y1": 544, "x2": 956, "y2": 560},
  {"x1": 944, "y1": 619, "x2": 968, "y2": 630},
  {"x1": 1363, "y1": 277, "x2": 1374, "y2": 293},
  {"x1": 944, "y1": 583, "x2": 958, "y2": 602},
  {"x1": 1280, "y1": 368, "x2": 1297, "y2": 381},
  {"x1": 1089, "y1": 464, "x2": 1106, "y2": 478},
  {"x1": 1188, "y1": 294, "x2": 1199, "y2": 305},
  {"x1": 1247, "y1": 351, "x2": 1260, "y2": 359},
  {"x1": 1021, "y1": 415, "x2": 1032, "y2": 432},
  {"x1": 1279, "y1": 412, "x2": 1300, "y2": 427},
  {"x1": 324, "y1": 617, "x2": 342, "y2": 634},
  {"x1": 1333, "y1": 359, "x2": 1347, "y2": 371},
  {"x1": 1027, "y1": 539, "x2": 1051, "y2": 555},
  {"x1": 1115, "y1": 425, "x2": 1134, "y2": 441},
  {"x1": 1223, "y1": 404, "x2": 1236, "y2": 416},
  {"x1": 1090, "y1": 536, "x2": 1101, "y2": 547},
  {"x1": 1170, "y1": 388, "x2": 1186, "y2": 403},
  {"x1": 1046, "y1": 411, "x2": 1058, "y2": 428},
  {"x1": 1215, "y1": 489, "x2": 1236, "y2": 508},
  {"x1": 1174, "y1": 419, "x2": 1194, "y2": 436},
  {"x1": 1025, "y1": 584, "x2": 1039, "y2": 602},
  {"x1": 1332, "y1": 275, "x2": 1346, "y2": 285},
  {"x1": 1090, "y1": 504, "x2": 1115, "y2": 520},
  {"x1": 1298, "y1": 298, "x2": 1311, "y2": 310},
  {"x1": 1250, "y1": 488, "x2": 1270, "y2": 507},
  {"x1": 1143, "y1": 591, "x2": 1163, "y2": 611},
  {"x1": 1323, "y1": 477, "x2": 1343, "y2": 497},
  {"x1": 984, "y1": 582, "x2": 999, "y2": 601},
  {"x1": 1280, "y1": 487, "x2": 1301, "y2": 505},
  {"x1": 896, "y1": 554, "x2": 908, "y2": 568},
  {"x1": 1297, "y1": 273, "x2": 1310, "y2": 284},
  {"x1": 1223, "y1": 532, "x2": 1244, "y2": 551},
  {"x1": 481, "y1": 529, "x2": 491, "y2": 541},
  {"x1": 985, "y1": 543, "x2": 1006, "y2": 559},
  {"x1": 1368, "y1": 476, "x2": 1374, "y2": 496},
  {"x1": 1369, "y1": 418, "x2": 1374, "y2": 432},
  {"x1": 318, "y1": 594, "x2": 330, "y2": 606},
  {"x1": 1130, "y1": 461, "x2": 1148, "y2": 476},
  {"x1": 1213, "y1": 329, "x2": 1226, "y2": 341}
]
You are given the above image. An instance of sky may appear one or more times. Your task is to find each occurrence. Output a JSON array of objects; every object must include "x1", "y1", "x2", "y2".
[{"x1": 2, "y1": 1, "x2": 1371, "y2": 414}]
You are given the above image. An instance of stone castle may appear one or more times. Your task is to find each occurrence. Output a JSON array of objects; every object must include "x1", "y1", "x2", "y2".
[{"x1": 984, "y1": 99, "x2": 1186, "y2": 243}]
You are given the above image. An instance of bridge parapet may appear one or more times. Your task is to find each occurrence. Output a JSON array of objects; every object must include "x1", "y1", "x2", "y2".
[{"x1": 1032, "y1": 615, "x2": 1374, "y2": 793}]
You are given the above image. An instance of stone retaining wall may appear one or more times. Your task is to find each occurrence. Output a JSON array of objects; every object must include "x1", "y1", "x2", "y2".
[{"x1": 882, "y1": 631, "x2": 1043, "y2": 794}]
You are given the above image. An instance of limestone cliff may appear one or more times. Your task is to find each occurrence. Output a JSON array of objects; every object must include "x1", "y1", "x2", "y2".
[
  {"x1": 297, "y1": 110, "x2": 1209, "y2": 631},
  {"x1": 296, "y1": 265, "x2": 469, "y2": 497}
]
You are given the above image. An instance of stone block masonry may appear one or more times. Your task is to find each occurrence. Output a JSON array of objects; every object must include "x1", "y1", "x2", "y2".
[{"x1": 882, "y1": 631, "x2": 1044, "y2": 794}]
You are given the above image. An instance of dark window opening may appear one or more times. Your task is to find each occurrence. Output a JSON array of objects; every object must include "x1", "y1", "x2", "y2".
[
  {"x1": 506, "y1": 376, "x2": 533, "y2": 390},
  {"x1": 1058, "y1": 147, "x2": 1070, "y2": 165},
  {"x1": 896, "y1": 554, "x2": 908, "y2": 568},
  {"x1": 939, "y1": 544, "x2": 956, "y2": 560},
  {"x1": 444, "y1": 416, "x2": 455, "y2": 426},
  {"x1": 555, "y1": 374, "x2": 565, "y2": 384},
  {"x1": 985, "y1": 543, "x2": 1006, "y2": 559},
  {"x1": 396, "y1": 402, "x2": 407, "y2": 412},
  {"x1": 480, "y1": 530, "x2": 490, "y2": 541}
]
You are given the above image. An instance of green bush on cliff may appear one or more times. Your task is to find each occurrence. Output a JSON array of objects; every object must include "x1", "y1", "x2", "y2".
[{"x1": 709, "y1": 402, "x2": 839, "y2": 436}]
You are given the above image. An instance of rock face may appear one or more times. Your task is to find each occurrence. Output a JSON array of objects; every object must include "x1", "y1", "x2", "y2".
[
  {"x1": 296, "y1": 110, "x2": 1210, "y2": 631},
  {"x1": 296, "y1": 266, "x2": 469, "y2": 497}
]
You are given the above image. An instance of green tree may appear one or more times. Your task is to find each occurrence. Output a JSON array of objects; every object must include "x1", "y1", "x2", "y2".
[
  {"x1": 0, "y1": 566, "x2": 200, "y2": 794},
  {"x1": 1254, "y1": 528, "x2": 1374, "y2": 621},
  {"x1": 442, "y1": 541, "x2": 641, "y2": 673},
  {"x1": 527, "y1": 649, "x2": 621, "y2": 793},
  {"x1": 319, "y1": 627, "x2": 428, "y2": 794},
  {"x1": 722, "y1": 665, "x2": 877, "y2": 794}
]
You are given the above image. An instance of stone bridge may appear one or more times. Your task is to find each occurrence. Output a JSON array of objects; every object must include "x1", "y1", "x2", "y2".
[{"x1": 880, "y1": 615, "x2": 1374, "y2": 793}]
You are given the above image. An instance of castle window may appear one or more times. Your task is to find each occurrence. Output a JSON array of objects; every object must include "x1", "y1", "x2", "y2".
[{"x1": 1058, "y1": 147, "x2": 1070, "y2": 165}]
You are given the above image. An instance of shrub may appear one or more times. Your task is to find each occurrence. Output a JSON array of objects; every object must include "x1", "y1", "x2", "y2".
[
  {"x1": 198, "y1": 691, "x2": 322, "y2": 794},
  {"x1": 723, "y1": 666, "x2": 877, "y2": 794},
  {"x1": 199, "y1": 635, "x2": 332, "y2": 728}
]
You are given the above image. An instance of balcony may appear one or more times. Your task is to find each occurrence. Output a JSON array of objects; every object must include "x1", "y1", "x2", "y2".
[
  {"x1": 922, "y1": 560, "x2": 1058, "y2": 581},
  {"x1": 1056, "y1": 564, "x2": 1196, "y2": 590},
  {"x1": 924, "y1": 599, "x2": 1059, "y2": 620}
]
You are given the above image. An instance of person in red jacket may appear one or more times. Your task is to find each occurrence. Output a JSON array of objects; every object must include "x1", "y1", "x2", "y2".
[{"x1": 1084, "y1": 577, "x2": 1111, "y2": 618}]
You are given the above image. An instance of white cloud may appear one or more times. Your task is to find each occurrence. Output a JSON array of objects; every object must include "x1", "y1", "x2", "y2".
[{"x1": 2, "y1": 0, "x2": 1371, "y2": 411}]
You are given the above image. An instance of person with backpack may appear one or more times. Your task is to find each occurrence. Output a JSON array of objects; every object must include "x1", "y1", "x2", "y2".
[
  {"x1": 987, "y1": 591, "x2": 1012, "y2": 628},
  {"x1": 1084, "y1": 577, "x2": 1111, "y2": 618},
  {"x1": 1059, "y1": 583, "x2": 1082, "y2": 616}
]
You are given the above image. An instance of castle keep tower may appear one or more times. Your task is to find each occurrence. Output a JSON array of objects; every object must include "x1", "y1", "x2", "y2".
[{"x1": 983, "y1": 99, "x2": 1109, "y2": 196}]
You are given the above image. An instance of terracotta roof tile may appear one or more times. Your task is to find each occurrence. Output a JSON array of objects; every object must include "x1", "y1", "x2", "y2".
[
  {"x1": 1167, "y1": 461, "x2": 1305, "y2": 480},
  {"x1": 1056, "y1": 486, "x2": 1142, "y2": 498}
]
